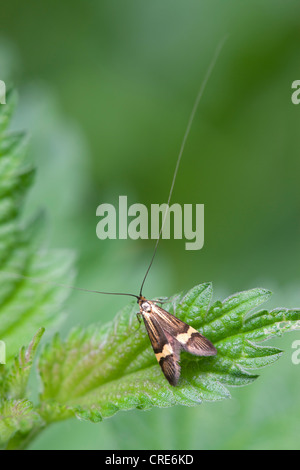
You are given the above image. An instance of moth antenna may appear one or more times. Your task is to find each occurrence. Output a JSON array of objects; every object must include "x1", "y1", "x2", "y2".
[
  {"x1": 0, "y1": 270, "x2": 139, "y2": 299},
  {"x1": 139, "y1": 36, "x2": 228, "y2": 297}
]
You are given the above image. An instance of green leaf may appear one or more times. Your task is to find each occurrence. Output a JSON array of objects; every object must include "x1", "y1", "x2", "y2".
[
  {"x1": 0, "y1": 93, "x2": 75, "y2": 363},
  {"x1": 0, "y1": 398, "x2": 41, "y2": 447},
  {"x1": 0, "y1": 89, "x2": 17, "y2": 135},
  {"x1": 3, "y1": 327, "x2": 45, "y2": 400},
  {"x1": 0, "y1": 88, "x2": 75, "y2": 448},
  {"x1": 38, "y1": 284, "x2": 300, "y2": 423},
  {"x1": 0, "y1": 329, "x2": 45, "y2": 448}
]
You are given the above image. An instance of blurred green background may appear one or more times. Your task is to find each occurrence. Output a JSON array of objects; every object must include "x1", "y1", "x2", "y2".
[{"x1": 1, "y1": 0, "x2": 300, "y2": 449}]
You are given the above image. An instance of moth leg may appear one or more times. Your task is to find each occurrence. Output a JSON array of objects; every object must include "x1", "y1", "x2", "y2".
[
  {"x1": 153, "y1": 296, "x2": 171, "y2": 305},
  {"x1": 171, "y1": 298, "x2": 178, "y2": 315},
  {"x1": 128, "y1": 312, "x2": 142, "y2": 336},
  {"x1": 136, "y1": 312, "x2": 142, "y2": 327},
  {"x1": 153, "y1": 296, "x2": 179, "y2": 316},
  {"x1": 171, "y1": 293, "x2": 182, "y2": 315}
]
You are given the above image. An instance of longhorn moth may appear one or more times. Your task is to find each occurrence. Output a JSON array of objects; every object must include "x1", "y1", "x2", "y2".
[{"x1": 2, "y1": 39, "x2": 226, "y2": 386}]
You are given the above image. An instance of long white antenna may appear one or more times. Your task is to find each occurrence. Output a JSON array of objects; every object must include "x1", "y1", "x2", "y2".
[
  {"x1": 139, "y1": 36, "x2": 228, "y2": 296},
  {"x1": 0, "y1": 38, "x2": 227, "y2": 302}
]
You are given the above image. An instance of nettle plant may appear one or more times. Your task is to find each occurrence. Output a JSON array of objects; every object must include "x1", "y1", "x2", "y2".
[{"x1": 1, "y1": 92, "x2": 300, "y2": 450}]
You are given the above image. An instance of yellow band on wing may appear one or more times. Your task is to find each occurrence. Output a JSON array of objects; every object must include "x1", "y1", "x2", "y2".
[{"x1": 155, "y1": 343, "x2": 174, "y2": 362}]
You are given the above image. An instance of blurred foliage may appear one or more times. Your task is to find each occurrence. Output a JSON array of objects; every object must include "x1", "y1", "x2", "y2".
[
  {"x1": 0, "y1": 0, "x2": 300, "y2": 450},
  {"x1": 0, "y1": 90, "x2": 75, "y2": 363}
]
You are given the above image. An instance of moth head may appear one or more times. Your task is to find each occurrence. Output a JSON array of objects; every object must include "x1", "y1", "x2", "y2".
[
  {"x1": 142, "y1": 302, "x2": 151, "y2": 312},
  {"x1": 138, "y1": 296, "x2": 152, "y2": 313}
]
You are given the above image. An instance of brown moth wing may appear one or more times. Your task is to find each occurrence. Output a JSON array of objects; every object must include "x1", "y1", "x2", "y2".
[
  {"x1": 150, "y1": 303, "x2": 217, "y2": 357},
  {"x1": 141, "y1": 301, "x2": 217, "y2": 386},
  {"x1": 141, "y1": 312, "x2": 181, "y2": 386}
]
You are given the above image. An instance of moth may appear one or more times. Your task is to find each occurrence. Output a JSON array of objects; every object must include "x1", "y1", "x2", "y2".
[
  {"x1": 3, "y1": 40, "x2": 225, "y2": 386},
  {"x1": 128, "y1": 41, "x2": 226, "y2": 385},
  {"x1": 138, "y1": 296, "x2": 216, "y2": 386}
]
